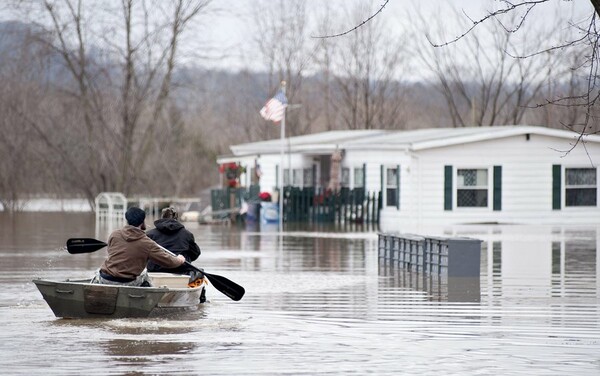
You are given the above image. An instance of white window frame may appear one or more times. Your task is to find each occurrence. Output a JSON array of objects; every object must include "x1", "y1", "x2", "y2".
[
  {"x1": 283, "y1": 167, "x2": 315, "y2": 188},
  {"x1": 353, "y1": 166, "x2": 365, "y2": 189},
  {"x1": 341, "y1": 167, "x2": 350, "y2": 188},
  {"x1": 292, "y1": 168, "x2": 302, "y2": 186},
  {"x1": 303, "y1": 167, "x2": 313, "y2": 187},
  {"x1": 455, "y1": 167, "x2": 492, "y2": 209},
  {"x1": 384, "y1": 166, "x2": 399, "y2": 208},
  {"x1": 563, "y1": 166, "x2": 598, "y2": 208}
]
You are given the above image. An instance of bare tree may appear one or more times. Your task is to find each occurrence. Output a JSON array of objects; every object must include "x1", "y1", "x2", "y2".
[
  {"x1": 251, "y1": 0, "x2": 316, "y2": 136},
  {"x1": 328, "y1": 3, "x2": 407, "y2": 130},
  {"x1": 0, "y1": 21, "x2": 64, "y2": 210},
  {"x1": 5, "y1": 0, "x2": 211, "y2": 205},
  {"x1": 313, "y1": 3, "x2": 336, "y2": 131},
  {"x1": 424, "y1": 0, "x2": 600, "y2": 150},
  {"x1": 415, "y1": 8, "x2": 565, "y2": 127},
  {"x1": 316, "y1": 1, "x2": 600, "y2": 141}
]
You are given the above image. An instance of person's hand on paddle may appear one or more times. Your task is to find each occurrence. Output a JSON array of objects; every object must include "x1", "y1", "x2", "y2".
[{"x1": 175, "y1": 254, "x2": 185, "y2": 265}]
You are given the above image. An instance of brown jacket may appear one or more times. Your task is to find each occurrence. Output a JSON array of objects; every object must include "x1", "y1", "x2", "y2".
[{"x1": 100, "y1": 225, "x2": 183, "y2": 279}]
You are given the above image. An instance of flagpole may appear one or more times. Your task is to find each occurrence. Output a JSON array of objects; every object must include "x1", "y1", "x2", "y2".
[{"x1": 279, "y1": 80, "x2": 286, "y2": 232}]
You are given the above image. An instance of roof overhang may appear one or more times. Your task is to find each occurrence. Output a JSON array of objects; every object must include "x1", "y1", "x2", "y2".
[
  {"x1": 412, "y1": 127, "x2": 600, "y2": 151},
  {"x1": 222, "y1": 126, "x2": 600, "y2": 159}
]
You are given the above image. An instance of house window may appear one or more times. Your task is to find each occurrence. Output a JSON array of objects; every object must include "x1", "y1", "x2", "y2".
[
  {"x1": 457, "y1": 168, "x2": 488, "y2": 207},
  {"x1": 341, "y1": 168, "x2": 350, "y2": 187},
  {"x1": 303, "y1": 168, "x2": 313, "y2": 187},
  {"x1": 354, "y1": 167, "x2": 364, "y2": 188},
  {"x1": 293, "y1": 169, "x2": 302, "y2": 186},
  {"x1": 386, "y1": 167, "x2": 399, "y2": 207},
  {"x1": 565, "y1": 168, "x2": 597, "y2": 207}
]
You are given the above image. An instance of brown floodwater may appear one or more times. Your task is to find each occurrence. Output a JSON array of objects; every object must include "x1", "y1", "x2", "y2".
[{"x1": 0, "y1": 212, "x2": 599, "y2": 375}]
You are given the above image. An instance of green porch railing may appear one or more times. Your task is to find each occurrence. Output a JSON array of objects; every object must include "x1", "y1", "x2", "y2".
[
  {"x1": 210, "y1": 185, "x2": 381, "y2": 224},
  {"x1": 283, "y1": 187, "x2": 381, "y2": 224}
]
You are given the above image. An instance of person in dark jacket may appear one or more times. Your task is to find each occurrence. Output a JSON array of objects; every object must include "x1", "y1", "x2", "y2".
[
  {"x1": 146, "y1": 207, "x2": 201, "y2": 276},
  {"x1": 92, "y1": 207, "x2": 185, "y2": 286}
]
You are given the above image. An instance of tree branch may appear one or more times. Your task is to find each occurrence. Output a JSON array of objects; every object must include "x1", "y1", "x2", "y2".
[{"x1": 311, "y1": 0, "x2": 389, "y2": 39}]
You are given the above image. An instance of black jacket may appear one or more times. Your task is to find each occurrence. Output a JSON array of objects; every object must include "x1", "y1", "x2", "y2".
[{"x1": 146, "y1": 218, "x2": 201, "y2": 273}]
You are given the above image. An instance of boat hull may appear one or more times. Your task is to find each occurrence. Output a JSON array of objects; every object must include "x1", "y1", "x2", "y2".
[{"x1": 33, "y1": 277, "x2": 206, "y2": 319}]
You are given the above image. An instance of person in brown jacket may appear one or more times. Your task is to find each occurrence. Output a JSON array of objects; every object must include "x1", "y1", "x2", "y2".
[{"x1": 92, "y1": 207, "x2": 185, "y2": 286}]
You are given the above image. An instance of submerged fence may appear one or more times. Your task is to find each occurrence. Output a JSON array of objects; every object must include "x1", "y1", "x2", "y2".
[
  {"x1": 378, "y1": 233, "x2": 482, "y2": 302},
  {"x1": 378, "y1": 233, "x2": 482, "y2": 277},
  {"x1": 283, "y1": 187, "x2": 381, "y2": 224}
]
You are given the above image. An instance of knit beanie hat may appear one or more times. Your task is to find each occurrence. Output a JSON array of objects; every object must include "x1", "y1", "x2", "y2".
[{"x1": 125, "y1": 207, "x2": 146, "y2": 227}]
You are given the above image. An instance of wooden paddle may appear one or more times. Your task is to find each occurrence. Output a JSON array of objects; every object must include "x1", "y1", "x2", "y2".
[{"x1": 66, "y1": 238, "x2": 245, "y2": 301}]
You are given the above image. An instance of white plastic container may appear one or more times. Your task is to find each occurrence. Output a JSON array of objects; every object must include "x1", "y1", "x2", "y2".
[
  {"x1": 148, "y1": 273, "x2": 190, "y2": 288},
  {"x1": 260, "y1": 202, "x2": 279, "y2": 223}
]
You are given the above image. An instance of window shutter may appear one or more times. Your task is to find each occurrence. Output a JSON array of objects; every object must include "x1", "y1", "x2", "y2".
[
  {"x1": 493, "y1": 166, "x2": 502, "y2": 211},
  {"x1": 444, "y1": 165, "x2": 452, "y2": 211},
  {"x1": 552, "y1": 164, "x2": 561, "y2": 210},
  {"x1": 396, "y1": 165, "x2": 400, "y2": 210}
]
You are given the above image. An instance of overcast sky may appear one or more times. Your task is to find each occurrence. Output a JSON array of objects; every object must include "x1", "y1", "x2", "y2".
[
  {"x1": 194, "y1": 0, "x2": 594, "y2": 74},
  {"x1": 5, "y1": 0, "x2": 589, "y2": 77}
]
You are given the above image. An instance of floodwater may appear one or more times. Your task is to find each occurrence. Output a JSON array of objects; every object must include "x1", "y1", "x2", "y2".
[{"x1": 1, "y1": 212, "x2": 599, "y2": 375}]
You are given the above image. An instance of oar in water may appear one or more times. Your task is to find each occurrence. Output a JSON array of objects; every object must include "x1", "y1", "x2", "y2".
[{"x1": 66, "y1": 238, "x2": 245, "y2": 301}]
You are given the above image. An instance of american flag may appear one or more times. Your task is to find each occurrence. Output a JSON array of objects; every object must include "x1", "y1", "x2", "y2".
[{"x1": 259, "y1": 89, "x2": 288, "y2": 123}]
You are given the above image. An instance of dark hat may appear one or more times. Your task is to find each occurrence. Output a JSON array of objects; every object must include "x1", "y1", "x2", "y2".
[{"x1": 125, "y1": 207, "x2": 146, "y2": 227}]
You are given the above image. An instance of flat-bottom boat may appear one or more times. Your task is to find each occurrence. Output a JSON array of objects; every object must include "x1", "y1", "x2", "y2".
[{"x1": 33, "y1": 273, "x2": 207, "y2": 319}]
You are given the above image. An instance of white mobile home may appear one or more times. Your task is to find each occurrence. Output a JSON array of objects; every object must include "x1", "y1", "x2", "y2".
[{"x1": 217, "y1": 126, "x2": 600, "y2": 228}]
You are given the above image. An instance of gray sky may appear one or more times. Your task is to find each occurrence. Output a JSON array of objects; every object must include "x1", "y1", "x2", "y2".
[{"x1": 196, "y1": 0, "x2": 594, "y2": 74}]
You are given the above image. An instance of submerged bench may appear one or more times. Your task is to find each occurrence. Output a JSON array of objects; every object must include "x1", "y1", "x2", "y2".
[{"x1": 378, "y1": 233, "x2": 482, "y2": 278}]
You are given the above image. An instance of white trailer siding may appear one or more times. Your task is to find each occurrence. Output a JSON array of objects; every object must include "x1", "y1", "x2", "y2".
[
  {"x1": 380, "y1": 133, "x2": 600, "y2": 231},
  {"x1": 343, "y1": 150, "x2": 412, "y2": 192},
  {"x1": 221, "y1": 127, "x2": 600, "y2": 228},
  {"x1": 255, "y1": 154, "x2": 279, "y2": 192}
]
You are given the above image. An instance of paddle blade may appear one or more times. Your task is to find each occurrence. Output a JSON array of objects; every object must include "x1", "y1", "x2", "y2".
[
  {"x1": 204, "y1": 272, "x2": 245, "y2": 301},
  {"x1": 66, "y1": 238, "x2": 108, "y2": 254},
  {"x1": 180, "y1": 260, "x2": 245, "y2": 301}
]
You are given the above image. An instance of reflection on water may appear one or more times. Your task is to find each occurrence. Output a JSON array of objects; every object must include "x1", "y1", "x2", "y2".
[
  {"x1": 1, "y1": 213, "x2": 599, "y2": 375},
  {"x1": 379, "y1": 264, "x2": 481, "y2": 303},
  {"x1": 102, "y1": 338, "x2": 196, "y2": 359}
]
